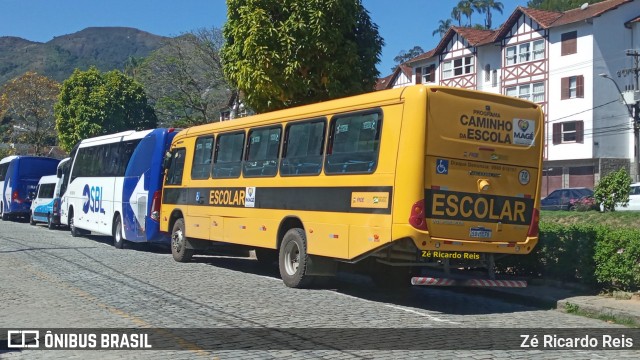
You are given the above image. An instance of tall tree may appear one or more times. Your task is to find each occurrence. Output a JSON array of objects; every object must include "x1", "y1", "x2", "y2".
[
  {"x1": 138, "y1": 28, "x2": 233, "y2": 127},
  {"x1": 477, "y1": 0, "x2": 503, "y2": 29},
  {"x1": 456, "y1": 0, "x2": 475, "y2": 27},
  {"x1": 432, "y1": 19, "x2": 453, "y2": 38},
  {"x1": 527, "y1": 0, "x2": 604, "y2": 11},
  {"x1": 393, "y1": 46, "x2": 425, "y2": 69},
  {"x1": 54, "y1": 67, "x2": 157, "y2": 152},
  {"x1": 451, "y1": 7, "x2": 462, "y2": 26},
  {"x1": 0, "y1": 72, "x2": 60, "y2": 155},
  {"x1": 221, "y1": 0, "x2": 384, "y2": 113}
]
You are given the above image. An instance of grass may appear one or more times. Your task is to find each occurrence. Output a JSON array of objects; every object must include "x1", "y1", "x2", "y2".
[
  {"x1": 541, "y1": 210, "x2": 640, "y2": 229},
  {"x1": 563, "y1": 302, "x2": 640, "y2": 328}
]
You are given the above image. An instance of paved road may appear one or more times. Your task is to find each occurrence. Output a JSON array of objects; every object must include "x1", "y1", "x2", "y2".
[{"x1": 0, "y1": 219, "x2": 638, "y2": 359}]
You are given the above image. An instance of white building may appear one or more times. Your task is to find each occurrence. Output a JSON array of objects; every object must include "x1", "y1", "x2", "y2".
[{"x1": 386, "y1": 0, "x2": 640, "y2": 195}]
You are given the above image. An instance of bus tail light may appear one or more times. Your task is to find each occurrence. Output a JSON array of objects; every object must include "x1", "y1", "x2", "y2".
[
  {"x1": 409, "y1": 200, "x2": 428, "y2": 231},
  {"x1": 12, "y1": 190, "x2": 20, "y2": 203},
  {"x1": 53, "y1": 199, "x2": 60, "y2": 215},
  {"x1": 527, "y1": 208, "x2": 540, "y2": 237},
  {"x1": 150, "y1": 190, "x2": 161, "y2": 221}
]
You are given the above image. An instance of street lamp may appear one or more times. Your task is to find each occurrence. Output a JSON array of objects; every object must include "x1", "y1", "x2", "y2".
[{"x1": 600, "y1": 73, "x2": 638, "y2": 181}]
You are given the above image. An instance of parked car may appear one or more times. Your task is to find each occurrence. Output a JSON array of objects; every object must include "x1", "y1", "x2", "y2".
[
  {"x1": 614, "y1": 182, "x2": 640, "y2": 211},
  {"x1": 540, "y1": 187, "x2": 595, "y2": 211},
  {"x1": 29, "y1": 175, "x2": 60, "y2": 229}
]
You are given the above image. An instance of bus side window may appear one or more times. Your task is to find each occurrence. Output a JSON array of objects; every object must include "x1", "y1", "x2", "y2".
[
  {"x1": 243, "y1": 126, "x2": 281, "y2": 177},
  {"x1": 191, "y1": 136, "x2": 214, "y2": 180},
  {"x1": 324, "y1": 110, "x2": 382, "y2": 174},
  {"x1": 212, "y1": 132, "x2": 244, "y2": 179},
  {"x1": 165, "y1": 148, "x2": 186, "y2": 185},
  {"x1": 280, "y1": 119, "x2": 325, "y2": 176}
]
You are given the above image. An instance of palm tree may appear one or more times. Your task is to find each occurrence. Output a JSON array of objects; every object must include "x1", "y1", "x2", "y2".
[
  {"x1": 432, "y1": 19, "x2": 452, "y2": 38},
  {"x1": 474, "y1": 0, "x2": 504, "y2": 29},
  {"x1": 456, "y1": 0, "x2": 475, "y2": 27},
  {"x1": 451, "y1": 7, "x2": 462, "y2": 27}
]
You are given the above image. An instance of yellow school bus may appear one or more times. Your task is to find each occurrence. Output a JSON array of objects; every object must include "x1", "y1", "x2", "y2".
[{"x1": 160, "y1": 85, "x2": 543, "y2": 288}]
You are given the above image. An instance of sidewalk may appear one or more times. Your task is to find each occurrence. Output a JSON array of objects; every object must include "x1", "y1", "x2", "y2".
[{"x1": 479, "y1": 280, "x2": 640, "y2": 326}]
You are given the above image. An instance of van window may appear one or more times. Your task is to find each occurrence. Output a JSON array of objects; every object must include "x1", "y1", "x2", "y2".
[
  {"x1": 212, "y1": 132, "x2": 244, "y2": 178},
  {"x1": 244, "y1": 127, "x2": 281, "y2": 177},
  {"x1": 325, "y1": 110, "x2": 382, "y2": 174},
  {"x1": 37, "y1": 183, "x2": 55, "y2": 199},
  {"x1": 280, "y1": 119, "x2": 325, "y2": 176}
]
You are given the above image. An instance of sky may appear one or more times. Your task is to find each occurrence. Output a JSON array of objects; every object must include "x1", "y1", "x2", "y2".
[{"x1": 0, "y1": 0, "x2": 530, "y2": 76}]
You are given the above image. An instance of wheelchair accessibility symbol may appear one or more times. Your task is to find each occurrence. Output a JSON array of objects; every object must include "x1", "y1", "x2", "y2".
[{"x1": 436, "y1": 159, "x2": 449, "y2": 175}]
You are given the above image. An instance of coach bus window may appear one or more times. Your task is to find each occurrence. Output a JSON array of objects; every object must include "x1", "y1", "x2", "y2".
[
  {"x1": 244, "y1": 126, "x2": 281, "y2": 177},
  {"x1": 325, "y1": 110, "x2": 382, "y2": 174},
  {"x1": 165, "y1": 148, "x2": 186, "y2": 185},
  {"x1": 212, "y1": 132, "x2": 244, "y2": 178},
  {"x1": 0, "y1": 163, "x2": 9, "y2": 180},
  {"x1": 191, "y1": 136, "x2": 214, "y2": 180},
  {"x1": 280, "y1": 119, "x2": 325, "y2": 176}
]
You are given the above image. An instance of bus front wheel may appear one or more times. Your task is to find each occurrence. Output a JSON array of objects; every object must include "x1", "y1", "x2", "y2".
[
  {"x1": 113, "y1": 216, "x2": 124, "y2": 249},
  {"x1": 171, "y1": 219, "x2": 193, "y2": 262},
  {"x1": 278, "y1": 228, "x2": 313, "y2": 288}
]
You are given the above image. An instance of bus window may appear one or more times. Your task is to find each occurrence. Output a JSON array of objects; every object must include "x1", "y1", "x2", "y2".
[
  {"x1": 325, "y1": 110, "x2": 382, "y2": 174},
  {"x1": 191, "y1": 136, "x2": 214, "y2": 180},
  {"x1": 165, "y1": 148, "x2": 186, "y2": 185},
  {"x1": 280, "y1": 119, "x2": 325, "y2": 176},
  {"x1": 244, "y1": 126, "x2": 281, "y2": 177},
  {"x1": 212, "y1": 132, "x2": 244, "y2": 178},
  {"x1": 0, "y1": 163, "x2": 10, "y2": 180}
]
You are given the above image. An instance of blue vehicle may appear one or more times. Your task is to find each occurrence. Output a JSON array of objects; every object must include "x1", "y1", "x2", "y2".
[
  {"x1": 29, "y1": 158, "x2": 70, "y2": 229},
  {"x1": 0, "y1": 156, "x2": 60, "y2": 220},
  {"x1": 60, "y1": 128, "x2": 177, "y2": 248}
]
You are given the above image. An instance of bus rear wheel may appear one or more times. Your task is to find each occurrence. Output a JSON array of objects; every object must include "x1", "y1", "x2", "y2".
[
  {"x1": 1, "y1": 203, "x2": 7, "y2": 221},
  {"x1": 171, "y1": 219, "x2": 193, "y2": 262},
  {"x1": 278, "y1": 228, "x2": 313, "y2": 288},
  {"x1": 69, "y1": 211, "x2": 80, "y2": 237},
  {"x1": 47, "y1": 215, "x2": 55, "y2": 230},
  {"x1": 113, "y1": 216, "x2": 124, "y2": 249}
]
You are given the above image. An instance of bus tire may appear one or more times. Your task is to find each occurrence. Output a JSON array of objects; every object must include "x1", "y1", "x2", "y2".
[
  {"x1": 255, "y1": 248, "x2": 278, "y2": 267},
  {"x1": 113, "y1": 216, "x2": 124, "y2": 249},
  {"x1": 171, "y1": 218, "x2": 193, "y2": 262},
  {"x1": 47, "y1": 215, "x2": 55, "y2": 230},
  {"x1": 29, "y1": 212, "x2": 36, "y2": 226},
  {"x1": 69, "y1": 210, "x2": 80, "y2": 237},
  {"x1": 1, "y1": 203, "x2": 7, "y2": 221},
  {"x1": 278, "y1": 228, "x2": 313, "y2": 288}
]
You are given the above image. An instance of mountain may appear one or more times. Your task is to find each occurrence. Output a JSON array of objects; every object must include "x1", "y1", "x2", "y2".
[{"x1": 0, "y1": 27, "x2": 167, "y2": 85}]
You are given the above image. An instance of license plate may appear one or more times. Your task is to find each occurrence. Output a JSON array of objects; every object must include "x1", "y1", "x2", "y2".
[{"x1": 470, "y1": 227, "x2": 492, "y2": 238}]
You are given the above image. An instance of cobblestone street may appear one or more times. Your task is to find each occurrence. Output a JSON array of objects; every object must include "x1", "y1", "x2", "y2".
[{"x1": 1, "y1": 220, "x2": 638, "y2": 359}]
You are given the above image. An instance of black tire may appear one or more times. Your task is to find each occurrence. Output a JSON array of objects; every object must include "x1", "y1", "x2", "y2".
[
  {"x1": 1, "y1": 203, "x2": 7, "y2": 221},
  {"x1": 29, "y1": 212, "x2": 36, "y2": 226},
  {"x1": 278, "y1": 228, "x2": 314, "y2": 288},
  {"x1": 113, "y1": 216, "x2": 124, "y2": 249},
  {"x1": 47, "y1": 215, "x2": 55, "y2": 230},
  {"x1": 255, "y1": 248, "x2": 278, "y2": 267},
  {"x1": 171, "y1": 218, "x2": 193, "y2": 262},
  {"x1": 69, "y1": 210, "x2": 80, "y2": 237}
]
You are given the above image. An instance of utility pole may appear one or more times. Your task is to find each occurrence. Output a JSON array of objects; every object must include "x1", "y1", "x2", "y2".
[{"x1": 626, "y1": 50, "x2": 640, "y2": 181}]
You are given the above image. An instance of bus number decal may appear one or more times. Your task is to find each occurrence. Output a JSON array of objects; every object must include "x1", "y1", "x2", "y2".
[
  {"x1": 82, "y1": 184, "x2": 106, "y2": 214},
  {"x1": 425, "y1": 189, "x2": 533, "y2": 225}
]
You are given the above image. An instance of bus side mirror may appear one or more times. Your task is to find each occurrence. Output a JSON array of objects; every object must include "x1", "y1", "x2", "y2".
[{"x1": 163, "y1": 151, "x2": 172, "y2": 171}]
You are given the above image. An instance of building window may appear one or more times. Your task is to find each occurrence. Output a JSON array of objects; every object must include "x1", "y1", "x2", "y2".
[
  {"x1": 443, "y1": 56, "x2": 474, "y2": 79},
  {"x1": 492, "y1": 69, "x2": 498, "y2": 87},
  {"x1": 484, "y1": 64, "x2": 491, "y2": 82},
  {"x1": 552, "y1": 121, "x2": 584, "y2": 144},
  {"x1": 561, "y1": 31, "x2": 577, "y2": 55},
  {"x1": 561, "y1": 75, "x2": 584, "y2": 99},
  {"x1": 505, "y1": 82, "x2": 545, "y2": 103},
  {"x1": 505, "y1": 39, "x2": 545, "y2": 65},
  {"x1": 422, "y1": 64, "x2": 436, "y2": 83}
]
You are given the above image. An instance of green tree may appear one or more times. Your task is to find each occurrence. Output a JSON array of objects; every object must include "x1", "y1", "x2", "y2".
[
  {"x1": 456, "y1": 0, "x2": 476, "y2": 26},
  {"x1": 451, "y1": 7, "x2": 462, "y2": 26},
  {"x1": 221, "y1": 0, "x2": 384, "y2": 113},
  {"x1": 0, "y1": 72, "x2": 60, "y2": 155},
  {"x1": 54, "y1": 67, "x2": 157, "y2": 152},
  {"x1": 527, "y1": 0, "x2": 604, "y2": 11},
  {"x1": 138, "y1": 28, "x2": 233, "y2": 127},
  {"x1": 393, "y1": 46, "x2": 425, "y2": 69},
  {"x1": 432, "y1": 19, "x2": 452, "y2": 38},
  {"x1": 476, "y1": 0, "x2": 503, "y2": 29},
  {"x1": 595, "y1": 167, "x2": 632, "y2": 212}
]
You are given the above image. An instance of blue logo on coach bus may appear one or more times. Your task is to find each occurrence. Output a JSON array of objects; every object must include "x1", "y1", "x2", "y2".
[{"x1": 82, "y1": 184, "x2": 106, "y2": 214}]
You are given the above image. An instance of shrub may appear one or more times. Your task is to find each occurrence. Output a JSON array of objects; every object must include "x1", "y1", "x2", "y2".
[
  {"x1": 595, "y1": 167, "x2": 631, "y2": 212},
  {"x1": 594, "y1": 228, "x2": 640, "y2": 290}
]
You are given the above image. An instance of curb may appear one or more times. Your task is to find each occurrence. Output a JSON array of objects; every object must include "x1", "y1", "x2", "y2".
[{"x1": 558, "y1": 298, "x2": 640, "y2": 326}]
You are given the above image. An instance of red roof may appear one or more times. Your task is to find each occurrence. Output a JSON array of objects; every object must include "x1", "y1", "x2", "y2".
[
  {"x1": 406, "y1": 49, "x2": 436, "y2": 65},
  {"x1": 375, "y1": 63, "x2": 413, "y2": 90},
  {"x1": 552, "y1": 0, "x2": 632, "y2": 26},
  {"x1": 625, "y1": 15, "x2": 640, "y2": 27}
]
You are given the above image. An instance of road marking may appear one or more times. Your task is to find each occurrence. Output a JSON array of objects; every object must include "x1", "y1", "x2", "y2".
[{"x1": 330, "y1": 291, "x2": 460, "y2": 324}]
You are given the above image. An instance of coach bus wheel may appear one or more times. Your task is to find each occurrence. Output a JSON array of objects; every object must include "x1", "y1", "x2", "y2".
[
  {"x1": 255, "y1": 248, "x2": 278, "y2": 267},
  {"x1": 1, "y1": 203, "x2": 7, "y2": 221},
  {"x1": 171, "y1": 219, "x2": 193, "y2": 262},
  {"x1": 47, "y1": 215, "x2": 55, "y2": 230},
  {"x1": 29, "y1": 212, "x2": 36, "y2": 226},
  {"x1": 113, "y1": 216, "x2": 124, "y2": 249},
  {"x1": 279, "y1": 228, "x2": 313, "y2": 288},
  {"x1": 69, "y1": 211, "x2": 80, "y2": 237}
]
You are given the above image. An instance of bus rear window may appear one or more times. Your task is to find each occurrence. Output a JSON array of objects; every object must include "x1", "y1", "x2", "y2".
[
  {"x1": 37, "y1": 183, "x2": 55, "y2": 199},
  {"x1": 325, "y1": 110, "x2": 382, "y2": 174}
]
